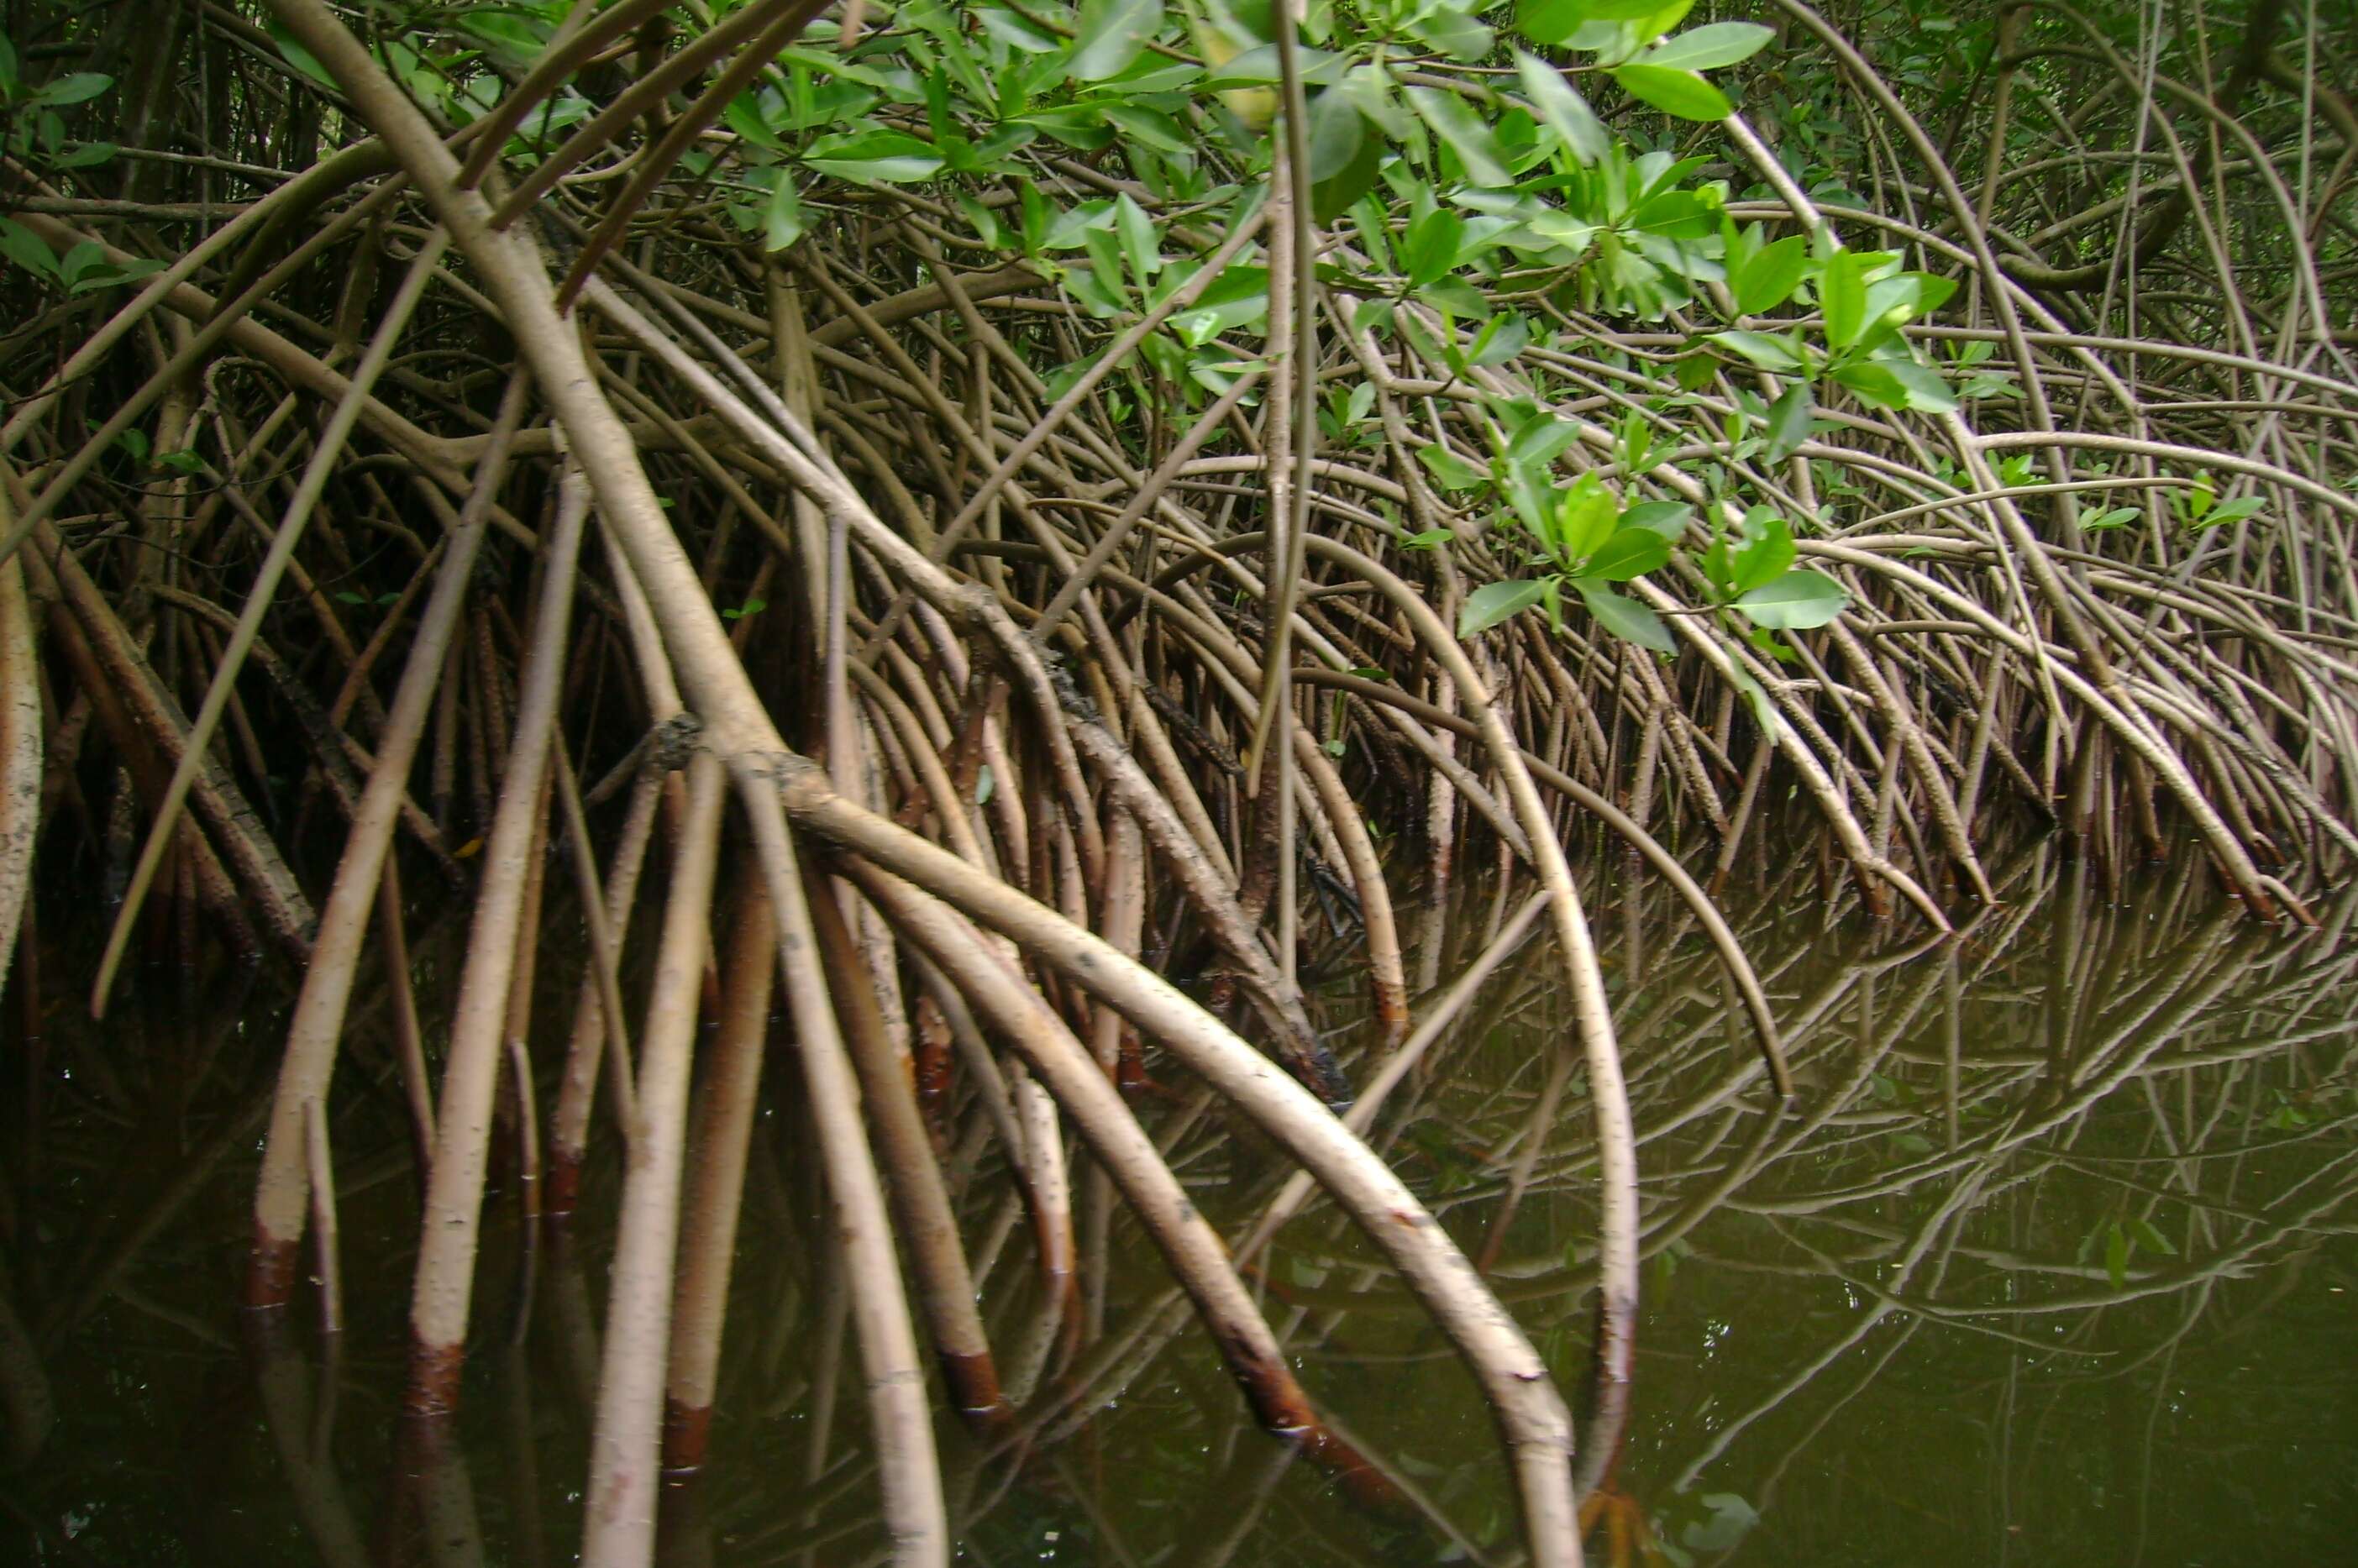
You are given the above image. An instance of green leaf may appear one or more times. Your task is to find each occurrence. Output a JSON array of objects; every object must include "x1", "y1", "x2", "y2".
[
  {"x1": 1417, "y1": 443, "x2": 1489, "y2": 492},
  {"x1": 1070, "y1": 0, "x2": 1163, "y2": 82},
  {"x1": 1115, "y1": 193, "x2": 1161, "y2": 283},
  {"x1": 33, "y1": 71, "x2": 112, "y2": 107},
  {"x1": 1610, "y1": 64, "x2": 1730, "y2": 120},
  {"x1": 1304, "y1": 87, "x2": 1366, "y2": 184},
  {"x1": 267, "y1": 23, "x2": 339, "y2": 91},
  {"x1": 802, "y1": 130, "x2": 944, "y2": 185},
  {"x1": 1551, "y1": 473, "x2": 1619, "y2": 561},
  {"x1": 1730, "y1": 663, "x2": 1782, "y2": 735},
  {"x1": 1621, "y1": 501, "x2": 1691, "y2": 539},
  {"x1": 2104, "y1": 1223, "x2": 2130, "y2": 1291},
  {"x1": 1205, "y1": 44, "x2": 1346, "y2": 90},
  {"x1": 2077, "y1": 505, "x2": 2141, "y2": 532},
  {"x1": 1638, "y1": 22, "x2": 1773, "y2": 70},
  {"x1": 1405, "y1": 85, "x2": 1513, "y2": 187},
  {"x1": 979, "y1": 7, "x2": 1064, "y2": 50},
  {"x1": 2198, "y1": 495, "x2": 2265, "y2": 529},
  {"x1": 1881, "y1": 359, "x2": 1957, "y2": 413},
  {"x1": 1832, "y1": 359, "x2": 1955, "y2": 413},
  {"x1": 56, "y1": 240, "x2": 103, "y2": 286},
  {"x1": 1402, "y1": 527, "x2": 1454, "y2": 549},
  {"x1": 1099, "y1": 101, "x2": 1190, "y2": 153},
  {"x1": 1731, "y1": 507, "x2": 1797, "y2": 594},
  {"x1": 1467, "y1": 312, "x2": 1531, "y2": 368},
  {"x1": 1820, "y1": 249, "x2": 1866, "y2": 349},
  {"x1": 1518, "y1": 0, "x2": 1671, "y2": 45},
  {"x1": 1515, "y1": 50, "x2": 1607, "y2": 165},
  {"x1": 1735, "y1": 234, "x2": 1809, "y2": 315},
  {"x1": 762, "y1": 179, "x2": 805, "y2": 251},
  {"x1": 1509, "y1": 414, "x2": 1585, "y2": 469},
  {"x1": 1402, "y1": 205, "x2": 1465, "y2": 287},
  {"x1": 1579, "y1": 527, "x2": 1672, "y2": 582},
  {"x1": 1459, "y1": 579, "x2": 1549, "y2": 638},
  {"x1": 1408, "y1": 6, "x2": 1495, "y2": 61},
  {"x1": 1763, "y1": 383, "x2": 1813, "y2": 464},
  {"x1": 1574, "y1": 580, "x2": 1677, "y2": 651},
  {"x1": 0, "y1": 218, "x2": 56, "y2": 280},
  {"x1": 1709, "y1": 330, "x2": 1804, "y2": 372},
  {"x1": 1735, "y1": 568, "x2": 1846, "y2": 629},
  {"x1": 2124, "y1": 1217, "x2": 2177, "y2": 1256}
]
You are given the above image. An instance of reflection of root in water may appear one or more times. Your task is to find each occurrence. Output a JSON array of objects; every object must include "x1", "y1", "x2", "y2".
[{"x1": 1580, "y1": 1483, "x2": 1672, "y2": 1568}]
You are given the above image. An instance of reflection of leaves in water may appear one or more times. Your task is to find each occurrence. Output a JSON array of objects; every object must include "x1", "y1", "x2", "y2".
[{"x1": 15, "y1": 839, "x2": 2358, "y2": 1566}]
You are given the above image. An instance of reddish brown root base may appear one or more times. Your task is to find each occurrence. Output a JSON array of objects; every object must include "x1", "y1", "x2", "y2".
[
  {"x1": 544, "y1": 1153, "x2": 582, "y2": 1218},
  {"x1": 941, "y1": 1350, "x2": 1011, "y2": 1434},
  {"x1": 661, "y1": 1398, "x2": 712, "y2": 1474},
  {"x1": 405, "y1": 1337, "x2": 466, "y2": 1420},
  {"x1": 244, "y1": 1227, "x2": 302, "y2": 1311},
  {"x1": 1295, "y1": 1424, "x2": 1410, "y2": 1516}
]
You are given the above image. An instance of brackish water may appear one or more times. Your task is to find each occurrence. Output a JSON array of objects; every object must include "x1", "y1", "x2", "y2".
[{"x1": 5, "y1": 839, "x2": 2355, "y2": 1565}]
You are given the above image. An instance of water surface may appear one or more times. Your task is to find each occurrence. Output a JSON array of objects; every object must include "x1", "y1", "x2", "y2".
[{"x1": 7, "y1": 840, "x2": 2355, "y2": 1565}]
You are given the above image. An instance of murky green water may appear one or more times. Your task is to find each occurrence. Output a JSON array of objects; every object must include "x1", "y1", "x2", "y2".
[{"x1": 7, "y1": 838, "x2": 2356, "y2": 1565}]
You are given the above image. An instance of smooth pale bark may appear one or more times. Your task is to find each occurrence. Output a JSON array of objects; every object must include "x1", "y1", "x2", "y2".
[
  {"x1": 805, "y1": 869, "x2": 1004, "y2": 1423},
  {"x1": 402, "y1": 464, "x2": 588, "y2": 1408},
  {"x1": 663, "y1": 879, "x2": 776, "y2": 1471},
  {"x1": 0, "y1": 548, "x2": 39, "y2": 1002},
  {"x1": 581, "y1": 754, "x2": 726, "y2": 1567},
  {"x1": 245, "y1": 376, "x2": 519, "y2": 1305}
]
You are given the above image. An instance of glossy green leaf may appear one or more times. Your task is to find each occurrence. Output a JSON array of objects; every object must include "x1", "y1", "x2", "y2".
[
  {"x1": 1731, "y1": 507, "x2": 1796, "y2": 593},
  {"x1": 1821, "y1": 249, "x2": 1866, "y2": 348},
  {"x1": 1579, "y1": 527, "x2": 1673, "y2": 581},
  {"x1": 802, "y1": 131, "x2": 944, "y2": 185},
  {"x1": 979, "y1": 7, "x2": 1064, "y2": 50},
  {"x1": 2104, "y1": 1224, "x2": 2130, "y2": 1291},
  {"x1": 1418, "y1": 443, "x2": 1489, "y2": 492},
  {"x1": 1519, "y1": 0, "x2": 1672, "y2": 45},
  {"x1": 1510, "y1": 414, "x2": 1586, "y2": 469},
  {"x1": 1709, "y1": 330, "x2": 1804, "y2": 372},
  {"x1": 1574, "y1": 580, "x2": 1677, "y2": 651},
  {"x1": 0, "y1": 218, "x2": 56, "y2": 280},
  {"x1": 1405, "y1": 85, "x2": 1513, "y2": 187},
  {"x1": 1552, "y1": 474, "x2": 1620, "y2": 561},
  {"x1": 1832, "y1": 359, "x2": 1955, "y2": 412},
  {"x1": 1204, "y1": 44, "x2": 1346, "y2": 89},
  {"x1": 1459, "y1": 579, "x2": 1550, "y2": 638},
  {"x1": 1735, "y1": 568, "x2": 1847, "y2": 629},
  {"x1": 762, "y1": 179, "x2": 805, "y2": 251},
  {"x1": 1468, "y1": 312, "x2": 1531, "y2": 367},
  {"x1": 1070, "y1": 0, "x2": 1164, "y2": 81},
  {"x1": 1100, "y1": 102, "x2": 1190, "y2": 152},
  {"x1": 1402, "y1": 206, "x2": 1465, "y2": 287},
  {"x1": 1515, "y1": 50, "x2": 1607, "y2": 165},
  {"x1": 2077, "y1": 505, "x2": 2141, "y2": 532},
  {"x1": 1621, "y1": 501, "x2": 1692, "y2": 539},
  {"x1": 34, "y1": 71, "x2": 113, "y2": 107},
  {"x1": 1610, "y1": 64, "x2": 1730, "y2": 120},
  {"x1": 1408, "y1": 6, "x2": 1495, "y2": 60},
  {"x1": 1305, "y1": 87, "x2": 1366, "y2": 183},
  {"x1": 1734, "y1": 234, "x2": 1809, "y2": 315},
  {"x1": 1763, "y1": 383, "x2": 1813, "y2": 464},
  {"x1": 1638, "y1": 22, "x2": 1773, "y2": 70}
]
